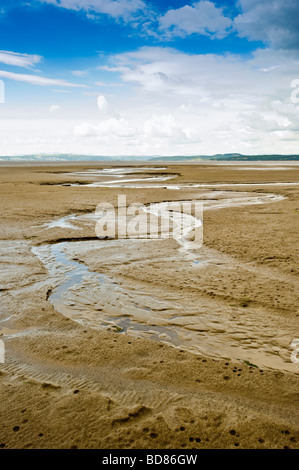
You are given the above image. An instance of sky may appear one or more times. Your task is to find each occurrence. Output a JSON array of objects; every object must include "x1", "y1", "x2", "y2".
[{"x1": 0, "y1": 0, "x2": 299, "y2": 156}]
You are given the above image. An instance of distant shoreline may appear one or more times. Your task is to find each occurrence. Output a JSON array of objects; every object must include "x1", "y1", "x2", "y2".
[
  {"x1": 1, "y1": 159, "x2": 299, "y2": 167},
  {"x1": 2, "y1": 153, "x2": 299, "y2": 165}
]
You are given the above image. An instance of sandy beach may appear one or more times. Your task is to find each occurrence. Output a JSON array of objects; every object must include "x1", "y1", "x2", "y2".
[{"x1": 0, "y1": 162, "x2": 298, "y2": 449}]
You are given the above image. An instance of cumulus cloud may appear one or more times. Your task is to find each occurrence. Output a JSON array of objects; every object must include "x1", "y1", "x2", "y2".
[
  {"x1": 74, "y1": 117, "x2": 136, "y2": 138},
  {"x1": 239, "y1": 111, "x2": 290, "y2": 133},
  {"x1": 8, "y1": 0, "x2": 299, "y2": 53},
  {"x1": 0, "y1": 50, "x2": 42, "y2": 68},
  {"x1": 143, "y1": 114, "x2": 189, "y2": 139},
  {"x1": 234, "y1": 0, "x2": 299, "y2": 50},
  {"x1": 157, "y1": 0, "x2": 299, "y2": 50},
  {"x1": 159, "y1": 1, "x2": 233, "y2": 39},
  {"x1": 93, "y1": 45, "x2": 299, "y2": 152},
  {"x1": 72, "y1": 113, "x2": 195, "y2": 163},
  {"x1": 107, "y1": 47, "x2": 299, "y2": 111},
  {"x1": 0, "y1": 70, "x2": 86, "y2": 87},
  {"x1": 73, "y1": 100, "x2": 192, "y2": 145},
  {"x1": 106, "y1": 47, "x2": 269, "y2": 102}
]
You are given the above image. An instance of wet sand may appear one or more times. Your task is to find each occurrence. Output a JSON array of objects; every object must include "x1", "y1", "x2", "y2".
[{"x1": 0, "y1": 162, "x2": 299, "y2": 449}]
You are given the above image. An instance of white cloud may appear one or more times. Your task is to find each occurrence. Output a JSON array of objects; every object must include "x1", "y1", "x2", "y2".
[
  {"x1": 72, "y1": 114, "x2": 194, "y2": 159},
  {"x1": 106, "y1": 47, "x2": 260, "y2": 101},
  {"x1": 37, "y1": 0, "x2": 146, "y2": 20},
  {"x1": 143, "y1": 114, "x2": 189, "y2": 140},
  {"x1": 0, "y1": 70, "x2": 86, "y2": 87},
  {"x1": 159, "y1": 1, "x2": 233, "y2": 39},
  {"x1": 107, "y1": 47, "x2": 299, "y2": 109},
  {"x1": 74, "y1": 117, "x2": 136, "y2": 138},
  {"x1": 0, "y1": 50, "x2": 42, "y2": 68},
  {"x1": 239, "y1": 111, "x2": 290, "y2": 133},
  {"x1": 74, "y1": 99, "x2": 191, "y2": 145}
]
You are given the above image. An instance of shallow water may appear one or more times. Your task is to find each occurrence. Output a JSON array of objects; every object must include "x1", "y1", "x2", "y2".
[
  {"x1": 31, "y1": 167, "x2": 296, "y2": 370},
  {"x1": 32, "y1": 240, "x2": 189, "y2": 348},
  {"x1": 65, "y1": 167, "x2": 172, "y2": 188},
  {"x1": 62, "y1": 167, "x2": 299, "y2": 189}
]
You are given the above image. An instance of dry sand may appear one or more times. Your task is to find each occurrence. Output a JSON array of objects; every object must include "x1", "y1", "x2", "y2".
[{"x1": 0, "y1": 162, "x2": 298, "y2": 449}]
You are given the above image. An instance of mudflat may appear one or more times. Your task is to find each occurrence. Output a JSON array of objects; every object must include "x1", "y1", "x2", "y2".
[{"x1": 0, "y1": 162, "x2": 298, "y2": 449}]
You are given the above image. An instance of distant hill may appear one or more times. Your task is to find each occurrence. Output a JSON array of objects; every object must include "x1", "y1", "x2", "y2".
[
  {"x1": 1, "y1": 153, "x2": 299, "y2": 162},
  {"x1": 149, "y1": 154, "x2": 299, "y2": 161}
]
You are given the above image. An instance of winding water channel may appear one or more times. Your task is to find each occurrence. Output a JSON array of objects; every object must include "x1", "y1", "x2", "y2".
[{"x1": 31, "y1": 167, "x2": 297, "y2": 369}]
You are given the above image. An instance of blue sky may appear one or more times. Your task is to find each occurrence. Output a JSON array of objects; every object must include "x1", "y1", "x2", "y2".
[{"x1": 0, "y1": 0, "x2": 299, "y2": 156}]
